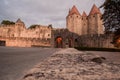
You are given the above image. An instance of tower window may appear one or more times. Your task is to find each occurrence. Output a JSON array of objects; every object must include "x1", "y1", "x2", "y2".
[
  {"x1": 48, "y1": 34, "x2": 50, "y2": 36},
  {"x1": 75, "y1": 39, "x2": 78, "y2": 42}
]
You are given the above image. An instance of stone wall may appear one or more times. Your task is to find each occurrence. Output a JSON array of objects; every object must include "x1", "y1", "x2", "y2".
[
  {"x1": 20, "y1": 26, "x2": 52, "y2": 39},
  {"x1": 0, "y1": 25, "x2": 16, "y2": 37},
  {"x1": 52, "y1": 28, "x2": 114, "y2": 48},
  {"x1": 52, "y1": 28, "x2": 76, "y2": 48},
  {"x1": 88, "y1": 14, "x2": 104, "y2": 35},
  {"x1": 82, "y1": 15, "x2": 88, "y2": 35},
  {"x1": 0, "y1": 19, "x2": 52, "y2": 40},
  {"x1": 66, "y1": 12, "x2": 82, "y2": 36},
  {"x1": 0, "y1": 37, "x2": 51, "y2": 47},
  {"x1": 0, "y1": 24, "x2": 52, "y2": 39},
  {"x1": 0, "y1": 19, "x2": 52, "y2": 47},
  {"x1": 77, "y1": 34, "x2": 114, "y2": 48}
]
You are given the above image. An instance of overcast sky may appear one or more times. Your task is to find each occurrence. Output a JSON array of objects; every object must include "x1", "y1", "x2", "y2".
[{"x1": 0, "y1": 0, "x2": 105, "y2": 28}]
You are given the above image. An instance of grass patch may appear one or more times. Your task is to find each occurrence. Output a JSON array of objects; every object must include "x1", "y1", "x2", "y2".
[{"x1": 75, "y1": 47, "x2": 120, "y2": 52}]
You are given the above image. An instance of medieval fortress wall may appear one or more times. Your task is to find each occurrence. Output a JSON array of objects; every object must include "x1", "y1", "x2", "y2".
[
  {"x1": 65, "y1": 4, "x2": 114, "y2": 48},
  {"x1": 0, "y1": 19, "x2": 52, "y2": 47},
  {"x1": 53, "y1": 28, "x2": 114, "y2": 48},
  {"x1": 0, "y1": 4, "x2": 114, "y2": 48},
  {"x1": 78, "y1": 34, "x2": 114, "y2": 48}
]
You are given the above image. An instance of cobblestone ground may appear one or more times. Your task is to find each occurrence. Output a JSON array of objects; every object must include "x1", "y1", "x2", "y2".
[{"x1": 22, "y1": 48, "x2": 120, "y2": 80}]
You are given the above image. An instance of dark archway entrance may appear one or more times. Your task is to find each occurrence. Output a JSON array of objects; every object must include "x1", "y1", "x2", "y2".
[
  {"x1": 55, "y1": 37, "x2": 63, "y2": 48},
  {"x1": 68, "y1": 38, "x2": 73, "y2": 47},
  {"x1": 0, "y1": 40, "x2": 6, "y2": 46},
  {"x1": 65, "y1": 38, "x2": 73, "y2": 48}
]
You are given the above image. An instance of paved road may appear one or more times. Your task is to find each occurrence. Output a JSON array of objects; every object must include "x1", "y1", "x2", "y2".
[
  {"x1": 0, "y1": 47, "x2": 59, "y2": 80},
  {"x1": 84, "y1": 51, "x2": 120, "y2": 63}
]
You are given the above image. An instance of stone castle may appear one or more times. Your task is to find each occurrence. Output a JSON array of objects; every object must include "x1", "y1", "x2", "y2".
[
  {"x1": 0, "y1": 4, "x2": 114, "y2": 48},
  {"x1": 66, "y1": 4, "x2": 104, "y2": 35}
]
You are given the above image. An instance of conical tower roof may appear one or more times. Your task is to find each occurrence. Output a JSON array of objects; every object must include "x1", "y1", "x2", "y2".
[
  {"x1": 68, "y1": 5, "x2": 81, "y2": 16},
  {"x1": 82, "y1": 11, "x2": 87, "y2": 17},
  {"x1": 16, "y1": 18, "x2": 23, "y2": 23},
  {"x1": 89, "y1": 4, "x2": 101, "y2": 15}
]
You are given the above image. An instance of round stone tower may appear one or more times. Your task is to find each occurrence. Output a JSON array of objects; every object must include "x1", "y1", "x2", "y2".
[
  {"x1": 88, "y1": 4, "x2": 104, "y2": 35},
  {"x1": 82, "y1": 11, "x2": 88, "y2": 35},
  {"x1": 14, "y1": 18, "x2": 26, "y2": 37},
  {"x1": 66, "y1": 5, "x2": 83, "y2": 35}
]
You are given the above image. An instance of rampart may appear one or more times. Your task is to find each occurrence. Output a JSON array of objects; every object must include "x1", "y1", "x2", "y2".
[
  {"x1": 78, "y1": 34, "x2": 114, "y2": 48},
  {"x1": 0, "y1": 37, "x2": 51, "y2": 47}
]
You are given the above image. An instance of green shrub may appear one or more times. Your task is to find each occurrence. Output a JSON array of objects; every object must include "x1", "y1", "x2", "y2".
[
  {"x1": 1, "y1": 20, "x2": 15, "y2": 25},
  {"x1": 28, "y1": 24, "x2": 39, "y2": 29}
]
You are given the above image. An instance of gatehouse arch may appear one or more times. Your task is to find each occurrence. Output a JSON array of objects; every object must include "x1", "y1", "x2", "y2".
[{"x1": 55, "y1": 36, "x2": 63, "y2": 48}]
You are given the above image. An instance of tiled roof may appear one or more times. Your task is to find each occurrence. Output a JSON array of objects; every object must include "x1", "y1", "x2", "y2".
[
  {"x1": 82, "y1": 11, "x2": 87, "y2": 17},
  {"x1": 68, "y1": 5, "x2": 81, "y2": 16},
  {"x1": 16, "y1": 18, "x2": 23, "y2": 23},
  {"x1": 89, "y1": 4, "x2": 101, "y2": 15}
]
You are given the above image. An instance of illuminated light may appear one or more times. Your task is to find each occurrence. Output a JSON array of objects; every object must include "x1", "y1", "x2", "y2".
[
  {"x1": 117, "y1": 39, "x2": 120, "y2": 43},
  {"x1": 57, "y1": 37, "x2": 62, "y2": 43}
]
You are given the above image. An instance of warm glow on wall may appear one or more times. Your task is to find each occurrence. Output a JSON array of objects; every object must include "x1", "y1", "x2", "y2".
[{"x1": 57, "y1": 37, "x2": 62, "y2": 43}]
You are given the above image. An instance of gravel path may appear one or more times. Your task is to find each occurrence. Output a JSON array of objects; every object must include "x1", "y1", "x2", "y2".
[
  {"x1": 22, "y1": 48, "x2": 120, "y2": 80},
  {"x1": 84, "y1": 51, "x2": 120, "y2": 63}
]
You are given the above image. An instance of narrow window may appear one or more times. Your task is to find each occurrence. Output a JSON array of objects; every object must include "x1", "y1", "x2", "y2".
[{"x1": 48, "y1": 34, "x2": 50, "y2": 36}]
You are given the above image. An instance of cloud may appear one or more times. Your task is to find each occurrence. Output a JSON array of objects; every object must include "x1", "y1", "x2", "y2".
[{"x1": 0, "y1": 0, "x2": 105, "y2": 28}]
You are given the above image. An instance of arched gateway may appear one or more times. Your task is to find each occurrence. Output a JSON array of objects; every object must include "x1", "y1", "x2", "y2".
[
  {"x1": 55, "y1": 36, "x2": 74, "y2": 48},
  {"x1": 55, "y1": 36, "x2": 63, "y2": 48},
  {"x1": 53, "y1": 29, "x2": 76, "y2": 48}
]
